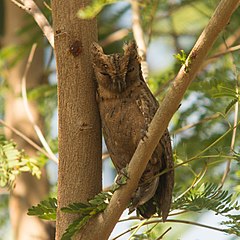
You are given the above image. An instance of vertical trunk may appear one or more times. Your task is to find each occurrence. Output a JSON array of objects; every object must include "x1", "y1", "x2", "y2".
[
  {"x1": 3, "y1": 1, "x2": 55, "y2": 239},
  {"x1": 51, "y1": 0, "x2": 102, "y2": 239}
]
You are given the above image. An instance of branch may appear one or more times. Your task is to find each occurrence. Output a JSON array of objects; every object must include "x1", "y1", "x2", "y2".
[
  {"x1": 0, "y1": 119, "x2": 55, "y2": 162},
  {"x1": 81, "y1": 1, "x2": 240, "y2": 239},
  {"x1": 21, "y1": 44, "x2": 58, "y2": 164},
  {"x1": 130, "y1": 0, "x2": 149, "y2": 80},
  {"x1": 113, "y1": 218, "x2": 225, "y2": 239},
  {"x1": 10, "y1": 0, "x2": 54, "y2": 48},
  {"x1": 100, "y1": 29, "x2": 129, "y2": 47},
  {"x1": 171, "y1": 113, "x2": 220, "y2": 135},
  {"x1": 220, "y1": 47, "x2": 239, "y2": 187}
]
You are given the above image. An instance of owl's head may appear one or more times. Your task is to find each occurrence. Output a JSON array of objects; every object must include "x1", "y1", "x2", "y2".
[{"x1": 91, "y1": 41, "x2": 142, "y2": 94}]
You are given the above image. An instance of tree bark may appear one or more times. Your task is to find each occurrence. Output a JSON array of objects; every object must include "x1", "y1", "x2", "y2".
[
  {"x1": 3, "y1": 1, "x2": 55, "y2": 239},
  {"x1": 51, "y1": 0, "x2": 102, "y2": 239}
]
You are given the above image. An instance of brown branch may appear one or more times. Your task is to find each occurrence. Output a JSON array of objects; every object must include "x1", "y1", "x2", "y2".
[
  {"x1": 0, "y1": 119, "x2": 55, "y2": 161},
  {"x1": 220, "y1": 50, "x2": 239, "y2": 187},
  {"x1": 100, "y1": 29, "x2": 129, "y2": 47},
  {"x1": 156, "y1": 227, "x2": 172, "y2": 240},
  {"x1": 21, "y1": 44, "x2": 58, "y2": 164},
  {"x1": 171, "y1": 113, "x2": 220, "y2": 135},
  {"x1": 131, "y1": 0, "x2": 149, "y2": 80},
  {"x1": 10, "y1": 0, "x2": 54, "y2": 47},
  {"x1": 113, "y1": 218, "x2": 225, "y2": 239},
  {"x1": 80, "y1": 1, "x2": 240, "y2": 239}
]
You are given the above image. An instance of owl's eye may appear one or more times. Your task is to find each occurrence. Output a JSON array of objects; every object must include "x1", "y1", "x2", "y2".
[{"x1": 127, "y1": 67, "x2": 135, "y2": 73}]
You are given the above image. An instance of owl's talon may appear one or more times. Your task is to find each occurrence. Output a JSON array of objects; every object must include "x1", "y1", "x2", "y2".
[
  {"x1": 115, "y1": 166, "x2": 129, "y2": 186},
  {"x1": 140, "y1": 126, "x2": 149, "y2": 141}
]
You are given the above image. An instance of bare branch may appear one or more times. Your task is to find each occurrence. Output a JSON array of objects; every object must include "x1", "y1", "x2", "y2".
[
  {"x1": 157, "y1": 227, "x2": 172, "y2": 240},
  {"x1": 220, "y1": 47, "x2": 239, "y2": 187},
  {"x1": 100, "y1": 29, "x2": 129, "y2": 47},
  {"x1": 0, "y1": 119, "x2": 55, "y2": 162},
  {"x1": 21, "y1": 44, "x2": 58, "y2": 164},
  {"x1": 131, "y1": 0, "x2": 149, "y2": 80},
  {"x1": 10, "y1": 0, "x2": 54, "y2": 47},
  {"x1": 81, "y1": 1, "x2": 240, "y2": 239},
  {"x1": 171, "y1": 113, "x2": 220, "y2": 135}
]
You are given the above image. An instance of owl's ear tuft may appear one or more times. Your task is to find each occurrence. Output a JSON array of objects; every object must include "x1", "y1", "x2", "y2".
[
  {"x1": 123, "y1": 41, "x2": 137, "y2": 52},
  {"x1": 91, "y1": 42, "x2": 104, "y2": 56},
  {"x1": 91, "y1": 42, "x2": 107, "y2": 65},
  {"x1": 123, "y1": 41, "x2": 139, "y2": 60}
]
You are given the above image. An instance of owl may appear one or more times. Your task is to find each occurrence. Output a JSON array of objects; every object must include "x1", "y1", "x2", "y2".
[{"x1": 91, "y1": 41, "x2": 174, "y2": 221}]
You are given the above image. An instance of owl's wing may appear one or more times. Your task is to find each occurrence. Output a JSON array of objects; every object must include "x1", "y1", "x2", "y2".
[
  {"x1": 158, "y1": 129, "x2": 174, "y2": 221},
  {"x1": 135, "y1": 83, "x2": 159, "y2": 127},
  {"x1": 135, "y1": 82, "x2": 174, "y2": 221}
]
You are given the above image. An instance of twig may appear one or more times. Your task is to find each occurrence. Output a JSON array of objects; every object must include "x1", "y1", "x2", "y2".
[
  {"x1": 0, "y1": 119, "x2": 55, "y2": 161},
  {"x1": 100, "y1": 29, "x2": 129, "y2": 47},
  {"x1": 127, "y1": 219, "x2": 148, "y2": 240},
  {"x1": 10, "y1": 0, "x2": 54, "y2": 48},
  {"x1": 102, "y1": 152, "x2": 110, "y2": 161},
  {"x1": 171, "y1": 113, "x2": 220, "y2": 135},
  {"x1": 81, "y1": 1, "x2": 240, "y2": 239},
  {"x1": 113, "y1": 218, "x2": 226, "y2": 239},
  {"x1": 130, "y1": 0, "x2": 148, "y2": 80},
  {"x1": 166, "y1": 219, "x2": 226, "y2": 232},
  {"x1": 207, "y1": 44, "x2": 240, "y2": 61},
  {"x1": 21, "y1": 44, "x2": 58, "y2": 164},
  {"x1": 220, "y1": 42, "x2": 239, "y2": 187},
  {"x1": 174, "y1": 164, "x2": 208, "y2": 201},
  {"x1": 147, "y1": 0, "x2": 160, "y2": 45},
  {"x1": 156, "y1": 227, "x2": 172, "y2": 240}
]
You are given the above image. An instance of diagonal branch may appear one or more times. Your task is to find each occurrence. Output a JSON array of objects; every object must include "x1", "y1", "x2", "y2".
[
  {"x1": 80, "y1": 0, "x2": 240, "y2": 239},
  {"x1": 21, "y1": 44, "x2": 58, "y2": 164},
  {"x1": 10, "y1": 0, "x2": 54, "y2": 47}
]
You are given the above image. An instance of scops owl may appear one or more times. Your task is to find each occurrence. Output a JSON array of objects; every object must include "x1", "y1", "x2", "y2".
[{"x1": 91, "y1": 41, "x2": 174, "y2": 221}]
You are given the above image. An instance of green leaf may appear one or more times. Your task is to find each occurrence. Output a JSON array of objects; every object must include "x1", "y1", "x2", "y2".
[
  {"x1": 28, "y1": 198, "x2": 57, "y2": 221},
  {"x1": 61, "y1": 216, "x2": 91, "y2": 240},
  {"x1": 225, "y1": 99, "x2": 238, "y2": 114},
  {"x1": 173, "y1": 50, "x2": 188, "y2": 65},
  {"x1": 77, "y1": 0, "x2": 120, "y2": 19},
  {"x1": 0, "y1": 137, "x2": 42, "y2": 188}
]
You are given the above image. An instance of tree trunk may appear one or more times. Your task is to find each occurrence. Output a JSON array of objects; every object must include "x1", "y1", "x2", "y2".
[
  {"x1": 51, "y1": 0, "x2": 102, "y2": 239},
  {"x1": 3, "y1": 1, "x2": 55, "y2": 239}
]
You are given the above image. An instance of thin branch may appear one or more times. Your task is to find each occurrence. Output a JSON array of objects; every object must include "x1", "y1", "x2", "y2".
[
  {"x1": 127, "y1": 219, "x2": 148, "y2": 240},
  {"x1": 21, "y1": 44, "x2": 58, "y2": 164},
  {"x1": 81, "y1": 1, "x2": 240, "y2": 239},
  {"x1": 166, "y1": 219, "x2": 226, "y2": 232},
  {"x1": 171, "y1": 113, "x2": 220, "y2": 135},
  {"x1": 130, "y1": 0, "x2": 149, "y2": 81},
  {"x1": 113, "y1": 218, "x2": 225, "y2": 239},
  {"x1": 220, "y1": 43, "x2": 239, "y2": 187},
  {"x1": 174, "y1": 164, "x2": 208, "y2": 201},
  {"x1": 156, "y1": 227, "x2": 172, "y2": 240},
  {"x1": 102, "y1": 152, "x2": 110, "y2": 161},
  {"x1": 0, "y1": 119, "x2": 55, "y2": 161},
  {"x1": 130, "y1": 0, "x2": 147, "y2": 60},
  {"x1": 147, "y1": 0, "x2": 160, "y2": 45},
  {"x1": 100, "y1": 29, "x2": 129, "y2": 47},
  {"x1": 208, "y1": 44, "x2": 240, "y2": 60},
  {"x1": 10, "y1": 0, "x2": 54, "y2": 47}
]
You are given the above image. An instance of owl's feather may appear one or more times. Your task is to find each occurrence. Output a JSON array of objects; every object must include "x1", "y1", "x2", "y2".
[{"x1": 91, "y1": 41, "x2": 174, "y2": 221}]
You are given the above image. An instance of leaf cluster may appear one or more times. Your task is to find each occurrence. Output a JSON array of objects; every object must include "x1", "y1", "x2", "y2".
[
  {"x1": 27, "y1": 191, "x2": 113, "y2": 239},
  {"x1": 173, "y1": 182, "x2": 240, "y2": 236},
  {"x1": 27, "y1": 197, "x2": 57, "y2": 221},
  {"x1": 0, "y1": 135, "x2": 42, "y2": 188}
]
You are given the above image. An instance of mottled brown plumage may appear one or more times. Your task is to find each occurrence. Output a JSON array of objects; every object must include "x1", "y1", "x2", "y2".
[{"x1": 91, "y1": 41, "x2": 174, "y2": 221}]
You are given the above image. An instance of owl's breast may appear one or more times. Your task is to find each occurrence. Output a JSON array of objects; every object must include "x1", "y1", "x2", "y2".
[{"x1": 99, "y1": 98, "x2": 144, "y2": 170}]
